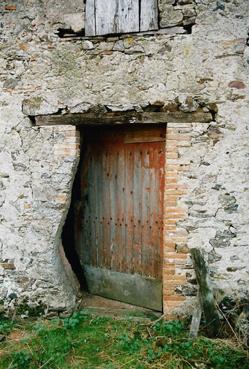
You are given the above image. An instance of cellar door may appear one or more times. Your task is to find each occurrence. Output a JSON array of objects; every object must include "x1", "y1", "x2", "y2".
[{"x1": 76, "y1": 125, "x2": 165, "y2": 311}]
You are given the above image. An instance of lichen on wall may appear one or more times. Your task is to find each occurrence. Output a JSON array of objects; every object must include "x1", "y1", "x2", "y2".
[{"x1": 0, "y1": 0, "x2": 249, "y2": 313}]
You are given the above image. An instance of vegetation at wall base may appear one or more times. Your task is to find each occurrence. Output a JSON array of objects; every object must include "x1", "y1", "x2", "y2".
[{"x1": 0, "y1": 310, "x2": 248, "y2": 369}]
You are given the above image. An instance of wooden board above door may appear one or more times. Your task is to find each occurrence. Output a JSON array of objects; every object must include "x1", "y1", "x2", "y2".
[
  {"x1": 85, "y1": 0, "x2": 159, "y2": 36},
  {"x1": 124, "y1": 126, "x2": 165, "y2": 143}
]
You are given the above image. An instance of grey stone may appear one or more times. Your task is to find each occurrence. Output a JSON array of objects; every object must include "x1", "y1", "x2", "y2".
[
  {"x1": 3, "y1": 78, "x2": 20, "y2": 89},
  {"x1": 159, "y1": 7, "x2": 184, "y2": 27},
  {"x1": 219, "y1": 193, "x2": 239, "y2": 213},
  {"x1": 63, "y1": 13, "x2": 85, "y2": 33},
  {"x1": 178, "y1": 0, "x2": 194, "y2": 4},
  {"x1": 175, "y1": 284, "x2": 197, "y2": 296},
  {"x1": 208, "y1": 249, "x2": 222, "y2": 263},
  {"x1": 82, "y1": 41, "x2": 94, "y2": 50},
  {"x1": 209, "y1": 230, "x2": 236, "y2": 248}
]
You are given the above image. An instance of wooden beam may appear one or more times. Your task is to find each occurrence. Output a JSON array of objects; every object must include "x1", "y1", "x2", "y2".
[
  {"x1": 35, "y1": 111, "x2": 213, "y2": 126},
  {"x1": 190, "y1": 248, "x2": 221, "y2": 338}
]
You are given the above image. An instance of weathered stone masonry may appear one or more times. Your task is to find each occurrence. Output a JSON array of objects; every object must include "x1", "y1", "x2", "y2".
[{"x1": 0, "y1": 0, "x2": 249, "y2": 316}]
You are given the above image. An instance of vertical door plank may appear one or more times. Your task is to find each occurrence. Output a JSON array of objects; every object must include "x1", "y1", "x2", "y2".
[
  {"x1": 95, "y1": 0, "x2": 118, "y2": 35},
  {"x1": 133, "y1": 148, "x2": 142, "y2": 274},
  {"x1": 125, "y1": 146, "x2": 134, "y2": 273},
  {"x1": 141, "y1": 146, "x2": 151, "y2": 276},
  {"x1": 153, "y1": 146, "x2": 160, "y2": 278},
  {"x1": 119, "y1": 147, "x2": 126, "y2": 271},
  {"x1": 140, "y1": 0, "x2": 158, "y2": 32},
  {"x1": 94, "y1": 0, "x2": 140, "y2": 35},
  {"x1": 109, "y1": 149, "x2": 116, "y2": 270},
  {"x1": 93, "y1": 150, "x2": 100, "y2": 266},
  {"x1": 85, "y1": 0, "x2": 96, "y2": 36},
  {"x1": 88, "y1": 152, "x2": 94, "y2": 265},
  {"x1": 118, "y1": 0, "x2": 139, "y2": 33},
  {"x1": 96, "y1": 146, "x2": 104, "y2": 267},
  {"x1": 149, "y1": 149, "x2": 156, "y2": 277},
  {"x1": 114, "y1": 149, "x2": 122, "y2": 271},
  {"x1": 101, "y1": 149, "x2": 107, "y2": 267}
]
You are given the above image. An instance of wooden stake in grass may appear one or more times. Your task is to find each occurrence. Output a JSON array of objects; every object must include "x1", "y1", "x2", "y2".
[
  {"x1": 189, "y1": 297, "x2": 202, "y2": 338},
  {"x1": 190, "y1": 248, "x2": 221, "y2": 338}
]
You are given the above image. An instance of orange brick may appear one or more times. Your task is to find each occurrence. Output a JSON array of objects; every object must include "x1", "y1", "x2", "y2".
[
  {"x1": 165, "y1": 214, "x2": 186, "y2": 220},
  {"x1": 165, "y1": 201, "x2": 178, "y2": 207},
  {"x1": 164, "y1": 219, "x2": 177, "y2": 224},
  {"x1": 64, "y1": 131, "x2": 79, "y2": 138},
  {"x1": 165, "y1": 177, "x2": 178, "y2": 184},
  {"x1": 54, "y1": 149, "x2": 79, "y2": 157},
  {"x1": 55, "y1": 144, "x2": 80, "y2": 150},
  {"x1": 163, "y1": 295, "x2": 186, "y2": 301},
  {"x1": 166, "y1": 152, "x2": 179, "y2": 159},
  {"x1": 178, "y1": 164, "x2": 190, "y2": 171},
  {"x1": 165, "y1": 173, "x2": 178, "y2": 179},
  {"x1": 165, "y1": 207, "x2": 186, "y2": 213},
  {"x1": 5, "y1": 4, "x2": 16, "y2": 11},
  {"x1": 166, "y1": 134, "x2": 191, "y2": 141},
  {"x1": 165, "y1": 184, "x2": 187, "y2": 190},
  {"x1": 166, "y1": 276, "x2": 187, "y2": 284},
  {"x1": 164, "y1": 183, "x2": 187, "y2": 192},
  {"x1": 165, "y1": 189, "x2": 187, "y2": 196},
  {"x1": 164, "y1": 313, "x2": 179, "y2": 320},
  {"x1": 166, "y1": 158, "x2": 190, "y2": 165},
  {"x1": 166, "y1": 128, "x2": 178, "y2": 134},
  {"x1": 165, "y1": 164, "x2": 180, "y2": 171},
  {"x1": 163, "y1": 269, "x2": 175, "y2": 276},
  {"x1": 165, "y1": 252, "x2": 187, "y2": 260},
  {"x1": 177, "y1": 141, "x2": 191, "y2": 147},
  {"x1": 165, "y1": 176, "x2": 178, "y2": 182},
  {"x1": 165, "y1": 235, "x2": 188, "y2": 241},
  {"x1": 55, "y1": 194, "x2": 68, "y2": 204},
  {"x1": 166, "y1": 144, "x2": 178, "y2": 151},
  {"x1": 163, "y1": 281, "x2": 183, "y2": 288},
  {"x1": 165, "y1": 194, "x2": 179, "y2": 199},
  {"x1": 167, "y1": 123, "x2": 192, "y2": 128},
  {"x1": 163, "y1": 262, "x2": 176, "y2": 268},
  {"x1": 164, "y1": 226, "x2": 177, "y2": 232},
  {"x1": 165, "y1": 240, "x2": 176, "y2": 247},
  {"x1": 164, "y1": 246, "x2": 176, "y2": 252},
  {"x1": 165, "y1": 197, "x2": 179, "y2": 205},
  {"x1": 163, "y1": 287, "x2": 176, "y2": 294},
  {"x1": 165, "y1": 172, "x2": 178, "y2": 178},
  {"x1": 163, "y1": 300, "x2": 184, "y2": 308}
]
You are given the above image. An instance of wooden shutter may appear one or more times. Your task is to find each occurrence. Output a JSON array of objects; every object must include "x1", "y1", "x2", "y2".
[{"x1": 85, "y1": 0, "x2": 158, "y2": 36}]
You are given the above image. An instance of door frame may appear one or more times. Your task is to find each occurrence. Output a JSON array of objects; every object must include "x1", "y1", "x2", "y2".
[{"x1": 34, "y1": 110, "x2": 207, "y2": 317}]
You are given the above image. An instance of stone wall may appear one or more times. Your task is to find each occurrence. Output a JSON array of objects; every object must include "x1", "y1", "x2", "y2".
[{"x1": 0, "y1": 0, "x2": 249, "y2": 315}]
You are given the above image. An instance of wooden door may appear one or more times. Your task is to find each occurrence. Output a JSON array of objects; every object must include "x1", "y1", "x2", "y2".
[{"x1": 76, "y1": 125, "x2": 165, "y2": 311}]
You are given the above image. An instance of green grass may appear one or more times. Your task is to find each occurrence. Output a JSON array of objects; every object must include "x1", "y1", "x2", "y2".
[{"x1": 0, "y1": 311, "x2": 248, "y2": 369}]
